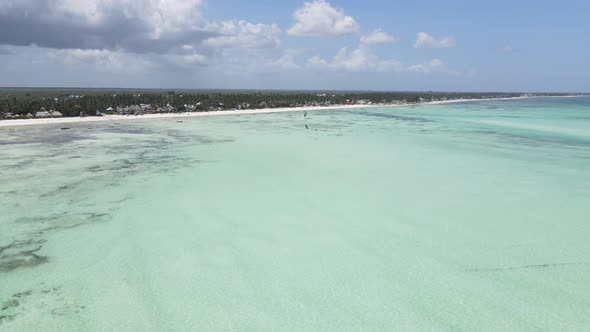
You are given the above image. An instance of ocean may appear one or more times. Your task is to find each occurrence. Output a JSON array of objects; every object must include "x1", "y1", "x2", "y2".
[{"x1": 1, "y1": 97, "x2": 589, "y2": 330}]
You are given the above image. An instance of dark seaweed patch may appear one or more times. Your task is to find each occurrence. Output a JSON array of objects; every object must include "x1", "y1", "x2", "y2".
[
  {"x1": 2, "y1": 123, "x2": 231, "y2": 276},
  {"x1": 4, "y1": 212, "x2": 112, "y2": 272},
  {"x1": 32, "y1": 222, "x2": 87, "y2": 234},
  {"x1": 0, "y1": 151, "x2": 63, "y2": 170},
  {"x1": 51, "y1": 304, "x2": 86, "y2": 316},
  {"x1": 102, "y1": 126, "x2": 151, "y2": 135},
  {"x1": 474, "y1": 130, "x2": 498, "y2": 135},
  {"x1": 0, "y1": 240, "x2": 49, "y2": 272},
  {"x1": 498, "y1": 132, "x2": 590, "y2": 149},
  {"x1": 84, "y1": 156, "x2": 216, "y2": 177},
  {"x1": 111, "y1": 196, "x2": 133, "y2": 204},
  {"x1": 29, "y1": 212, "x2": 112, "y2": 235},
  {"x1": 348, "y1": 111, "x2": 434, "y2": 123},
  {"x1": 467, "y1": 262, "x2": 590, "y2": 272},
  {"x1": 1, "y1": 299, "x2": 19, "y2": 311},
  {"x1": 40, "y1": 288, "x2": 58, "y2": 294},
  {"x1": 85, "y1": 213, "x2": 110, "y2": 221},
  {"x1": 15, "y1": 213, "x2": 68, "y2": 224},
  {"x1": 12, "y1": 291, "x2": 33, "y2": 299},
  {"x1": 0, "y1": 314, "x2": 15, "y2": 324},
  {"x1": 0, "y1": 286, "x2": 70, "y2": 325},
  {"x1": 42, "y1": 133, "x2": 87, "y2": 145},
  {"x1": 40, "y1": 183, "x2": 80, "y2": 198}
]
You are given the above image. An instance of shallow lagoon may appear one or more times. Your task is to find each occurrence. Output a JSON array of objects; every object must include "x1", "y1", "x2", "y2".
[{"x1": 1, "y1": 97, "x2": 590, "y2": 330}]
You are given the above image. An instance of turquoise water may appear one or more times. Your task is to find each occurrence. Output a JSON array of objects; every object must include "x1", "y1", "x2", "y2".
[{"x1": 1, "y1": 97, "x2": 590, "y2": 330}]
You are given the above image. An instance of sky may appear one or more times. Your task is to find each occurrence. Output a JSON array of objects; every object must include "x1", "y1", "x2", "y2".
[{"x1": 0, "y1": 0, "x2": 588, "y2": 92}]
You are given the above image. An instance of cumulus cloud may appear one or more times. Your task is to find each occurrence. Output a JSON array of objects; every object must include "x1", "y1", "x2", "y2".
[
  {"x1": 307, "y1": 47, "x2": 454, "y2": 75},
  {"x1": 308, "y1": 47, "x2": 401, "y2": 72},
  {"x1": 288, "y1": 0, "x2": 359, "y2": 37},
  {"x1": 360, "y1": 29, "x2": 398, "y2": 46},
  {"x1": 47, "y1": 47, "x2": 213, "y2": 74},
  {"x1": 49, "y1": 49, "x2": 153, "y2": 72},
  {"x1": 0, "y1": 0, "x2": 280, "y2": 58},
  {"x1": 407, "y1": 59, "x2": 444, "y2": 73},
  {"x1": 0, "y1": 0, "x2": 469, "y2": 84},
  {"x1": 59, "y1": 49, "x2": 124, "y2": 68},
  {"x1": 413, "y1": 32, "x2": 456, "y2": 49},
  {"x1": 193, "y1": 49, "x2": 304, "y2": 77},
  {"x1": 179, "y1": 53, "x2": 208, "y2": 65},
  {"x1": 272, "y1": 55, "x2": 300, "y2": 70},
  {"x1": 0, "y1": 0, "x2": 212, "y2": 53},
  {"x1": 202, "y1": 21, "x2": 281, "y2": 49}
]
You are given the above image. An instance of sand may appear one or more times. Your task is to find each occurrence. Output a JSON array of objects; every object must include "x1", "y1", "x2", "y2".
[{"x1": 0, "y1": 97, "x2": 534, "y2": 128}]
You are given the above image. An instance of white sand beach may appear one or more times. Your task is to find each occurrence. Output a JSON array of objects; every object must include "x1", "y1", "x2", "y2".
[{"x1": 0, "y1": 96, "x2": 534, "y2": 128}]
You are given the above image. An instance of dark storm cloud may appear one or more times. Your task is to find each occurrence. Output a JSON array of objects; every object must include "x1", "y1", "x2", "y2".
[{"x1": 0, "y1": 1, "x2": 216, "y2": 53}]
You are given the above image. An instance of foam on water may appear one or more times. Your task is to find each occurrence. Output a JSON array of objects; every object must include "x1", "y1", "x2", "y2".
[{"x1": 1, "y1": 97, "x2": 590, "y2": 330}]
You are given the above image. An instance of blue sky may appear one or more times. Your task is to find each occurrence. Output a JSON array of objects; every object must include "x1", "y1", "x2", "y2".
[{"x1": 0, "y1": 0, "x2": 588, "y2": 92}]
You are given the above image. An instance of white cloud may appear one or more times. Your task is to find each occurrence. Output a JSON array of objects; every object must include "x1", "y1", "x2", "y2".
[
  {"x1": 59, "y1": 49, "x2": 122, "y2": 67},
  {"x1": 180, "y1": 53, "x2": 208, "y2": 65},
  {"x1": 407, "y1": 59, "x2": 444, "y2": 73},
  {"x1": 307, "y1": 56, "x2": 327, "y2": 66},
  {"x1": 360, "y1": 29, "x2": 398, "y2": 46},
  {"x1": 196, "y1": 49, "x2": 304, "y2": 76},
  {"x1": 49, "y1": 47, "x2": 212, "y2": 73},
  {"x1": 54, "y1": 0, "x2": 205, "y2": 35},
  {"x1": 1, "y1": 0, "x2": 473, "y2": 85},
  {"x1": 0, "y1": 0, "x2": 208, "y2": 50},
  {"x1": 50, "y1": 49, "x2": 151, "y2": 72},
  {"x1": 307, "y1": 48, "x2": 454, "y2": 75},
  {"x1": 0, "y1": 0, "x2": 280, "y2": 55},
  {"x1": 413, "y1": 32, "x2": 456, "y2": 49},
  {"x1": 272, "y1": 55, "x2": 300, "y2": 70},
  {"x1": 202, "y1": 21, "x2": 281, "y2": 49},
  {"x1": 307, "y1": 47, "x2": 402, "y2": 72},
  {"x1": 1, "y1": 0, "x2": 290, "y2": 76},
  {"x1": 287, "y1": 0, "x2": 359, "y2": 37}
]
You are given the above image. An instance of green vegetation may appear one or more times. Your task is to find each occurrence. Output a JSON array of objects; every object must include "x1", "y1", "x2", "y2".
[{"x1": 0, "y1": 88, "x2": 580, "y2": 119}]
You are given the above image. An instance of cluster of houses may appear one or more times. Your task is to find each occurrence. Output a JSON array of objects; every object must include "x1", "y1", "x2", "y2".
[
  {"x1": 35, "y1": 109, "x2": 64, "y2": 118},
  {"x1": 1, "y1": 94, "x2": 497, "y2": 121},
  {"x1": 1, "y1": 104, "x2": 181, "y2": 120},
  {"x1": 2, "y1": 107, "x2": 63, "y2": 119},
  {"x1": 114, "y1": 104, "x2": 177, "y2": 115}
]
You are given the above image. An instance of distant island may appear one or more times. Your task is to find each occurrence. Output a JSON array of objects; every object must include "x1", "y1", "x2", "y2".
[{"x1": 0, "y1": 88, "x2": 584, "y2": 121}]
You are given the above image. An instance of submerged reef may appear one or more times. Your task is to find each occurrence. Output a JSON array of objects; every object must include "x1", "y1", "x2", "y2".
[{"x1": 0, "y1": 240, "x2": 49, "y2": 272}]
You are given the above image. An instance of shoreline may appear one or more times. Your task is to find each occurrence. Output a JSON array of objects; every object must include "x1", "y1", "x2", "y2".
[{"x1": 0, "y1": 95, "x2": 579, "y2": 128}]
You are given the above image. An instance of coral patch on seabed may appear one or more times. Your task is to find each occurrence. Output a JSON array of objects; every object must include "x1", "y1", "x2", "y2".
[
  {"x1": 0, "y1": 286, "x2": 85, "y2": 327},
  {"x1": 1, "y1": 212, "x2": 112, "y2": 275},
  {"x1": 0, "y1": 240, "x2": 49, "y2": 272}
]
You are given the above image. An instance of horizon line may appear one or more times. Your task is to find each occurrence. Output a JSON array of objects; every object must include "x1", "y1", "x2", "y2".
[{"x1": 0, "y1": 87, "x2": 588, "y2": 95}]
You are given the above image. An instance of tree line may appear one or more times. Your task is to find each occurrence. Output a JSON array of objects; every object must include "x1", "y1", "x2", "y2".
[{"x1": 0, "y1": 90, "x2": 565, "y2": 118}]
